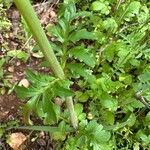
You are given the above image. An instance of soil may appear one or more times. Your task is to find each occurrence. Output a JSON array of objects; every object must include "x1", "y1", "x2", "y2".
[{"x1": 0, "y1": 94, "x2": 22, "y2": 122}]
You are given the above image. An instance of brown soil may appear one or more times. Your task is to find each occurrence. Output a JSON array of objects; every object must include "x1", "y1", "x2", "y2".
[{"x1": 0, "y1": 94, "x2": 22, "y2": 122}]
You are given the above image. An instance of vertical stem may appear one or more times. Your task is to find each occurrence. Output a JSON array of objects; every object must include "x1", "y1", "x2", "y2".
[
  {"x1": 13, "y1": 0, "x2": 78, "y2": 129},
  {"x1": 66, "y1": 97, "x2": 78, "y2": 129}
]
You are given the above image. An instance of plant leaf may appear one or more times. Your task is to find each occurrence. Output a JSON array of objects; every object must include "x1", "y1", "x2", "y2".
[
  {"x1": 15, "y1": 86, "x2": 37, "y2": 99},
  {"x1": 53, "y1": 81, "x2": 74, "y2": 98},
  {"x1": 42, "y1": 90, "x2": 57, "y2": 124},
  {"x1": 23, "y1": 95, "x2": 39, "y2": 124},
  {"x1": 67, "y1": 63, "x2": 91, "y2": 79},
  {"x1": 91, "y1": 1, "x2": 110, "y2": 15},
  {"x1": 7, "y1": 50, "x2": 29, "y2": 62},
  {"x1": 69, "y1": 29, "x2": 97, "y2": 43},
  {"x1": 69, "y1": 46, "x2": 96, "y2": 67}
]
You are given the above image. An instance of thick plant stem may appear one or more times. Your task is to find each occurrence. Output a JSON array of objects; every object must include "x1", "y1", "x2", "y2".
[
  {"x1": 14, "y1": 0, "x2": 78, "y2": 129},
  {"x1": 66, "y1": 97, "x2": 78, "y2": 129},
  {"x1": 13, "y1": 0, "x2": 64, "y2": 79}
]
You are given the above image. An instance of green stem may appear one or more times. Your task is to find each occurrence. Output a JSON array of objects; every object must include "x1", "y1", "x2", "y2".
[
  {"x1": 66, "y1": 97, "x2": 78, "y2": 129},
  {"x1": 13, "y1": 0, "x2": 78, "y2": 129},
  {"x1": 14, "y1": 0, "x2": 64, "y2": 79}
]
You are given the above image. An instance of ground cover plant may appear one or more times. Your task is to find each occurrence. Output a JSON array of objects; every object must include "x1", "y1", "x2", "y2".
[{"x1": 0, "y1": 0, "x2": 150, "y2": 149}]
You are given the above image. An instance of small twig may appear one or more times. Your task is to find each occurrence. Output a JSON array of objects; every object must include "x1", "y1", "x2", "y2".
[
  {"x1": 135, "y1": 90, "x2": 150, "y2": 110},
  {"x1": 33, "y1": 0, "x2": 59, "y2": 9},
  {"x1": 22, "y1": 35, "x2": 32, "y2": 49},
  {"x1": 50, "y1": 0, "x2": 60, "y2": 9},
  {"x1": 33, "y1": 1, "x2": 51, "y2": 8}
]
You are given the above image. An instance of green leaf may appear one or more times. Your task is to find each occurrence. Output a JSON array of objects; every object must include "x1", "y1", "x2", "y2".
[
  {"x1": 23, "y1": 95, "x2": 39, "y2": 124},
  {"x1": 74, "y1": 103, "x2": 83, "y2": 115},
  {"x1": 138, "y1": 5, "x2": 149, "y2": 23},
  {"x1": 7, "y1": 50, "x2": 29, "y2": 62},
  {"x1": 86, "y1": 121, "x2": 103, "y2": 132},
  {"x1": 35, "y1": 100, "x2": 45, "y2": 119},
  {"x1": 144, "y1": 112, "x2": 150, "y2": 125},
  {"x1": 0, "y1": 58, "x2": 5, "y2": 79},
  {"x1": 15, "y1": 86, "x2": 38, "y2": 99},
  {"x1": 70, "y1": 46, "x2": 96, "y2": 67},
  {"x1": 136, "y1": 130, "x2": 150, "y2": 144},
  {"x1": 86, "y1": 120, "x2": 111, "y2": 142},
  {"x1": 119, "y1": 74, "x2": 132, "y2": 85},
  {"x1": 96, "y1": 75, "x2": 123, "y2": 93},
  {"x1": 126, "y1": 113, "x2": 136, "y2": 127},
  {"x1": 69, "y1": 29, "x2": 97, "y2": 43},
  {"x1": 143, "y1": 48, "x2": 150, "y2": 59},
  {"x1": 124, "y1": 1, "x2": 141, "y2": 21},
  {"x1": 133, "y1": 143, "x2": 140, "y2": 150},
  {"x1": 51, "y1": 121, "x2": 68, "y2": 141},
  {"x1": 47, "y1": 25, "x2": 64, "y2": 43},
  {"x1": 15, "y1": 70, "x2": 58, "y2": 125},
  {"x1": 0, "y1": 128, "x2": 4, "y2": 138},
  {"x1": 130, "y1": 99, "x2": 144, "y2": 109},
  {"x1": 95, "y1": 129, "x2": 111, "y2": 143},
  {"x1": 101, "y1": 93, "x2": 118, "y2": 111},
  {"x1": 74, "y1": 103, "x2": 86, "y2": 120},
  {"x1": 102, "y1": 18, "x2": 118, "y2": 32},
  {"x1": 92, "y1": 143, "x2": 111, "y2": 150},
  {"x1": 49, "y1": 41, "x2": 62, "y2": 54},
  {"x1": 75, "y1": 91, "x2": 89, "y2": 103},
  {"x1": 91, "y1": 1, "x2": 105, "y2": 11},
  {"x1": 74, "y1": 11, "x2": 92, "y2": 19},
  {"x1": 53, "y1": 84, "x2": 74, "y2": 98},
  {"x1": 53, "y1": 80, "x2": 74, "y2": 98},
  {"x1": 26, "y1": 69, "x2": 55, "y2": 87},
  {"x1": 103, "y1": 111, "x2": 115, "y2": 125},
  {"x1": 91, "y1": 1, "x2": 110, "y2": 15},
  {"x1": 39, "y1": 60, "x2": 50, "y2": 68},
  {"x1": 0, "y1": 58, "x2": 5, "y2": 68},
  {"x1": 138, "y1": 72, "x2": 150, "y2": 83},
  {"x1": 64, "y1": 3, "x2": 76, "y2": 21},
  {"x1": 51, "y1": 131, "x2": 66, "y2": 141},
  {"x1": 15, "y1": 70, "x2": 55, "y2": 99},
  {"x1": 58, "y1": 18, "x2": 69, "y2": 34},
  {"x1": 103, "y1": 42, "x2": 115, "y2": 62},
  {"x1": 42, "y1": 91, "x2": 57, "y2": 124},
  {"x1": 67, "y1": 63, "x2": 91, "y2": 78},
  {"x1": 117, "y1": 47, "x2": 131, "y2": 68}
]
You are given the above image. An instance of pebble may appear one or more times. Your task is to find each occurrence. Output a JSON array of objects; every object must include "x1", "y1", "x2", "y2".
[{"x1": 19, "y1": 79, "x2": 30, "y2": 88}]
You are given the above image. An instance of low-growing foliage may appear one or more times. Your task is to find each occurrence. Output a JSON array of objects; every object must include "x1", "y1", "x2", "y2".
[{"x1": 2, "y1": 0, "x2": 150, "y2": 149}]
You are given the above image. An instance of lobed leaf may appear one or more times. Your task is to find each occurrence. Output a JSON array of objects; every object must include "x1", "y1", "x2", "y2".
[
  {"x1": 69, "y1": 29, "x2": 97, "y2": 43},
  {"x1": 69, "y1": 46, "x2": 96, "y2": 68}
]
